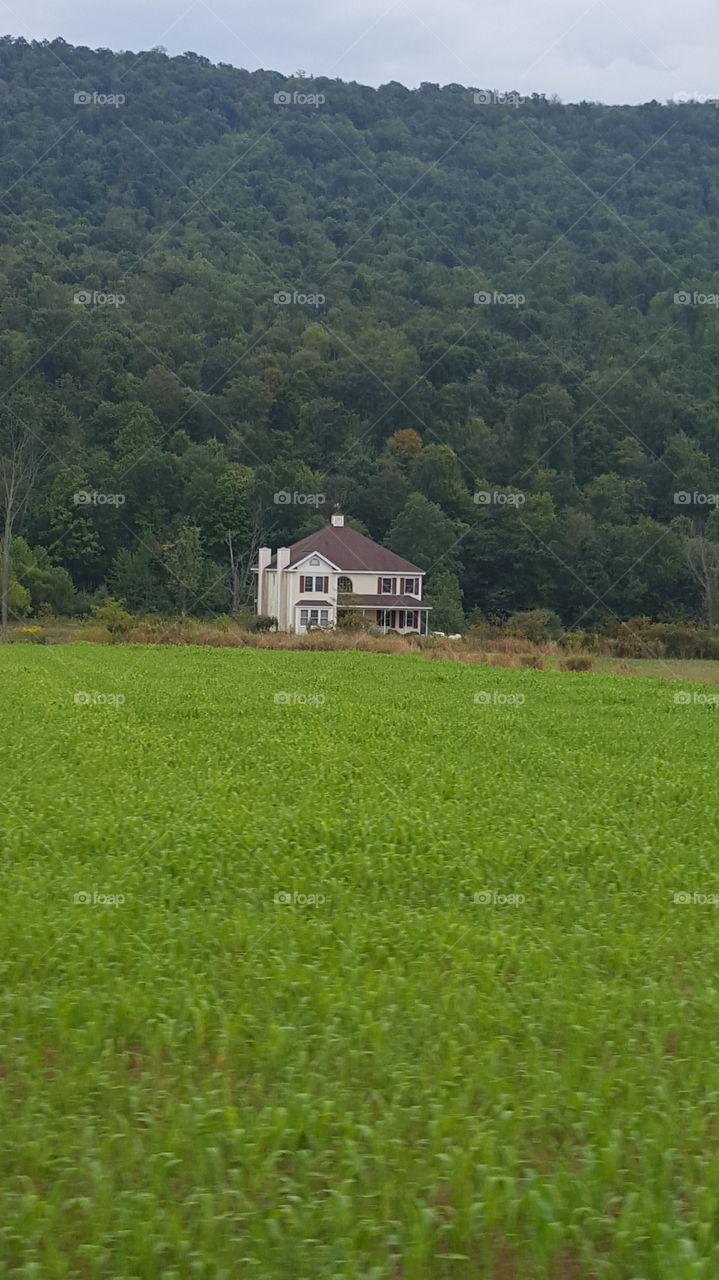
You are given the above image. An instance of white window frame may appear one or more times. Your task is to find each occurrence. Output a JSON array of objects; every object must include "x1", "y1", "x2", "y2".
[{"x1": 299, "y1": 606, "x2": 331, "y2": 631}]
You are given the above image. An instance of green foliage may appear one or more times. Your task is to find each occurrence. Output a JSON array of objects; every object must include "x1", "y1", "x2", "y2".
[
  {"x1": 506, "y1": 609, "x2": 563, "y2": 643},
  {"x1": 613, "y1": 617, "x2": 719, "y2": 659},
  {"x1": 161, "y1": 523, "x2": 204, "y2": 619},
  {"x1": 90, "y1": 596, "x2": 133, "y2": 639},
  {"x1": 7, "y1": 576, "x2": 29, "y2": 616},
  {"x1": 0, "y1": 37, "x2": 716, "y2": 626},
  {"x1": 10, "y1": 537, "x2": 75, "y2": 615},
  {"x1": 559, "y1": 628, "x2": 600, "y2": 652},
  {"x1": 233, "y1": 606, "x2": 276, "y2": 632},
  {"x1": 385, "y1": 494, "x2": 468, "y2": 576},
  {"x1": 425, "y1": 569, "x2": 466, "y2": 633}
]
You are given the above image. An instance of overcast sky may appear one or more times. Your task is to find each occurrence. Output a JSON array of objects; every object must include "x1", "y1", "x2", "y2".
[{"x1": 5, "y1": 0, "x2": 718, "y2": 103}]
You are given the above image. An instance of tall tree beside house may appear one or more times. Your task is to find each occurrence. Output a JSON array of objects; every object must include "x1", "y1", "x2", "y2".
[
  {"x1": 425, "y1": 570, "x2": 465, "y2": 634},
  {"x1": 680, "y1": 510, "x2": 719, "y2": 627},
  {"x1": 385, "y1": 494, "x2": 469, "y2": 579},
  {"x1": 161, "y1": 523, "x2": 205, "y2": 620},
  {"x1": 214, "y1": 465, "x2": 261, "y2": 614}
]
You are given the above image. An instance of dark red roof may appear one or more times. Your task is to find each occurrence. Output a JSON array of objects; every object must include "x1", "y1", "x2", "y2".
[
  {"x1": 296, "y1": 599, "x2": 332, "y2": 606},
  {"x1": 268, "y1": 523, "x2": 422, "y2": 573},
  {"x1": 343, "y1": 595, "x2": 431, "y2": 608}
]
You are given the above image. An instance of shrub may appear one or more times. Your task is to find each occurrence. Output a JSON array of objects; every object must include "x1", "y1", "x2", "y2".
[
  {"x1": 519, "y1": 654, "x2": 544, "y2": 669},
  {"x1": 233, "y1": 607, "x2": 276, "y2": 633},
  {"x1": 559, "y1": 629, "x2": 599, "y2": 652},
  {"x1": 611, "y1": 619, "x2": 719, "y2": 660},
  {"x1": 505, "y1": 609, "x2": 562, "y2": 644},
  {"x1": 90, "y1": 597, "x2": 134, "y2": 640},
  {"x1": 336, "y1": 607, "x2": 373, "y2": 632},
  {"x1": 559, "y1": 655, "x2": 593, "y2": 672}
]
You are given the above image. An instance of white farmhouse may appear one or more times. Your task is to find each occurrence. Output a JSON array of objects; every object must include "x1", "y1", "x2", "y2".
[{"x1": 254, "y1": 512, "x2": 431, "y2": 634}]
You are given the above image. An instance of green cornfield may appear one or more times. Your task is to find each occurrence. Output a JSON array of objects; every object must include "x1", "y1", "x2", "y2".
[{"x1": 1, "y1": 645, "x2": 718, "y2": 1279}]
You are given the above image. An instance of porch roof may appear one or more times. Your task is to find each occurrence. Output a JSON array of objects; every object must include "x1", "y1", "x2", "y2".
[{"x1": 341, "y1": 594, "x2": 431, "y2": 609}]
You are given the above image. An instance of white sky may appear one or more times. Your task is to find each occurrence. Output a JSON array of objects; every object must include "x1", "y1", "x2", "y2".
[{"x1": 4, "y1": 0, "x2": 718, "y2": 103}]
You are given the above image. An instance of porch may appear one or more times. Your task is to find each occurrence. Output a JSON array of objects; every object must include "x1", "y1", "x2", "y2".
[{"x1": 339, "y1": 593, "x2": 431, "y2": 635}]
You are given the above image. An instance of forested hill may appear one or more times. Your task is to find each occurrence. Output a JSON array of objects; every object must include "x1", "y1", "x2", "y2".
[{"x1": 3, "y1": 34, "x2": 719, "y2": 629}]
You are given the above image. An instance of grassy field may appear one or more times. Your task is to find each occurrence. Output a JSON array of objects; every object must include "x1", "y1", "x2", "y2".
[{"x1": 1, "y1": 645, "x2": 718, "y2": 1279}]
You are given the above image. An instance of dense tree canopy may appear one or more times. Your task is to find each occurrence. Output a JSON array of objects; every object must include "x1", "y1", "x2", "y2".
[{"x1": 1, "y1": 36, "x2": 719, "y2": 627}]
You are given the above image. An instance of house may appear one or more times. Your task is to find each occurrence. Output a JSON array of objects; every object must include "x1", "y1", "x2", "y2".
[{"x1": 254, "y1": 512, "x2": 431, "y2": 634}]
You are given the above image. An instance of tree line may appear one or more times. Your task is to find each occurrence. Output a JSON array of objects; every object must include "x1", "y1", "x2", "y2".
[{"x1": 2, "y1": 36, "x2": 719, "y2": 634}]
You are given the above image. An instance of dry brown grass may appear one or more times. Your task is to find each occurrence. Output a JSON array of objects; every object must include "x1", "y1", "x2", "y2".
[
  {"x1": 464, "y1": 629, "x2": 559, "y2": 656},
  {"x1": 487, "y1": 652, "x2": 519, "y2": 668},
  {"x1": 558, "y1": 654, "x2": 594, "y2": 672}
]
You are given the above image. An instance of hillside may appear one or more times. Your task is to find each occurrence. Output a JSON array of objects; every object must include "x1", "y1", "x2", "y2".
[{"x1": 2, "y1": 35, "x2": 719, "y2": 626}]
